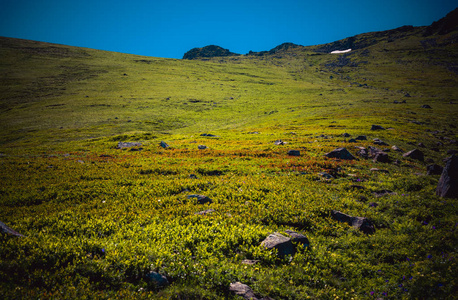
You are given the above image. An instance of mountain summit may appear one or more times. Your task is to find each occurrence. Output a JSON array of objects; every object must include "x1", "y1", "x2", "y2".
[{"x1": 182, "y1": 45, "x2": 240, "y2": 60}]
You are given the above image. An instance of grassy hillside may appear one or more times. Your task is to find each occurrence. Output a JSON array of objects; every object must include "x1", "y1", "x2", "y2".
[{"x1": 0, "y1": 17, "x2": 457, "y2": 299}]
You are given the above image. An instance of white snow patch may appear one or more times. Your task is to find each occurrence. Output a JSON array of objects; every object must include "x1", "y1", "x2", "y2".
[{"x1": 330, "y1": 49, "x2": 352, "y2": 54}]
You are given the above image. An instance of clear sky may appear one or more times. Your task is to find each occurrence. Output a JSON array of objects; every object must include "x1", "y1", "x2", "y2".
[{"x1": 0, "y1": 0, "x2": 456, "y2": 59}]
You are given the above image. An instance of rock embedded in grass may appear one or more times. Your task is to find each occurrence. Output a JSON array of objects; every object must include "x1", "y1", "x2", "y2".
[
  {"x1": 355, "y1": 135, "x2": 367, "y2": 141},
  {"x1": 261, "y1": 232, "x2": 295, "y2": 257},
  {"x1": 436, "y1": 154, "x2": 458, "y2": 198},
  {"x1": 198, "y1": 145, "x2": 207, "y2": 150},
  {"x1": 187, "y1": 194, "x2": 213, "y2": 204},
  {"x1": 427, "y1": 164, "x2": 443, "y2": 175},
  {"x1": 159, "y1": 141, "x2": 170, "y2": 149},
  {"x1": 371, "y1": 125, "x2": 385, "y2": 130},
  {"x1": 229, "y1": 282, "x2": 260, "y2": 300},
  {"x1": 145, "y1": 271, "x2": 169, "y2": 289},
  {"x1": 287, "y1": 150, "x2": 300, "y2": 156},
  {"x1": 0, "y1": 221, "x2": 24, "y2": 237},
  {"x1": 274, "y1": 140, "x2": 286, "y2": 145},
  {"x1": 330, "y1": 210, "x2": 375, "y2": 234},
  {"x1": 117, "y1": 141, "x2": 142, "y2": 149},
  {"x1": 373, "y1": 151, "x2": 390, "y2": 163},
  {"x1": 284, "y1": 229, "x2": 309, "y2": 247},
  {"x1": 195, "y1": 209, "x2": 215, "y2": 215},
  {"x1": 325, "y1": 147, "x2": 356, "y2": 160}
]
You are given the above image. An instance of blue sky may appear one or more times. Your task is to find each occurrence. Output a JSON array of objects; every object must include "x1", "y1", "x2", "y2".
[{"x1": 0, "y1": 0, "x2": 456, "y2": 59}]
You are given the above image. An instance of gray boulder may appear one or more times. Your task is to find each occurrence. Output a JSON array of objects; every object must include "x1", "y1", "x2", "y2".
[
  {"x1": 261, "y1": 232, "x2": 295, "y2": 257},
  {"x1": 436, "y1": 155, "x2": 458, "y2": 198}
]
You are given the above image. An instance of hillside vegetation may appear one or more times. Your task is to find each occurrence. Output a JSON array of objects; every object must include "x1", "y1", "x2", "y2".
[{"x1": 0, "y1": 9, "x2": 457, "y2": 299}]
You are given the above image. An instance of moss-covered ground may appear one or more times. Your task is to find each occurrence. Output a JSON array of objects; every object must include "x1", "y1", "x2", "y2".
[{"x1": 0, "y1": 32, "x2": 457, "y2": 299}]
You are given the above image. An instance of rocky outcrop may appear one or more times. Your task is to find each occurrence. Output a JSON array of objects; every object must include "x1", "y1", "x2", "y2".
[{"x1": 183, "y1": 45, "x2": 239, "y2": 60}]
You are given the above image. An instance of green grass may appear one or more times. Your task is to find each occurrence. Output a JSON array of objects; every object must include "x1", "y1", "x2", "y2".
[{"x1": 0, "y1": 30, "x2": 457, "y2": 299}]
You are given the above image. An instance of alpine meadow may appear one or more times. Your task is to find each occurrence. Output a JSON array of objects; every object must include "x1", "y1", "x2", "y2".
[{"x1": 1, "y1": 8, "x2": 457, "y2": 300}]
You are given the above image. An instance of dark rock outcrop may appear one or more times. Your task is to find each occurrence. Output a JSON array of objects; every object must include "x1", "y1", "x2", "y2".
[
  {"x1": 145, "y1": 271, "x2": 169, "y2": 289},
  {"x1": 159, "y1": 141, "x2": 170, "y2": 149},
  {"x1": 325, "y1": 147, "x2": 356, "y2": 160},
  {"x1": 436, "y1": 155, "x2": 458, "y2": 198},
  {"x1": 287, "y1": 150, "x2": 300, "y2": 156},
  {"x1": 371, "y1": 125, "x2": 385, "y2": 130},
  {"x1": 427, "y1": 164, "x2": 444, "y2": 175},
  {"x1": 403, "y1": 149, "x2": 425, "y2": 161},
  {"x1": 183, "y1": 45, "x2": 239, "y2": 60}
]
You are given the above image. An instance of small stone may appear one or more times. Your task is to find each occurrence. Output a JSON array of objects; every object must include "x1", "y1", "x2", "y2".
[
  {"x1": 319, "y1": 172, "x2": 334, "y2": 179},
  {"x1": 370, "y1": 168, "x2": 389, "y2": 173},
  {"x1": 198, "y1": 145, "x2": 207, "y2": 150},
  {"x1": 274, "y1": 140, "x2": 286, "y2": 145},
  {"x1": 355, "y1": 135, "x2": 367, "y2": 141},
  {"x1": 189, "y1": 174, "x2": 198, "y2": 179},
  {"x1": 373, "y1": 190, "x2": 396, "y2": 197},
  {"x1": 422, "y1": 104, "x2": 432, "y2": 109},
  {"x1": 342, "y1": 133, "x2": 351, "y2": 137},
  {"x1": 391, "y1": 145, "x2": 403, "y2": 152},
  {"x1": 195, "y1": 209, "x2": 215, "y2": 215},
  {"x1": 117, "y1": 141, "x2": 142, "y2": 149},
  {"x1": 241, "y1": 259, "x2": 260, "y2": 265},
  {"x1": 373, "y1": 138, "x2": 388, "y2": 146}
]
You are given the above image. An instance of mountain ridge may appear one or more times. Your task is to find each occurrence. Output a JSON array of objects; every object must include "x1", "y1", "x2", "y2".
[{"x1": 183, "y1": 7, "x2": 458, "y2": 60}]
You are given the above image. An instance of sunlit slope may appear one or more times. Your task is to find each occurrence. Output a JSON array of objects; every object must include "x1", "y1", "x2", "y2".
[{"x1": 1, "y1": 29, "x2": 457, "y2": 150}]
